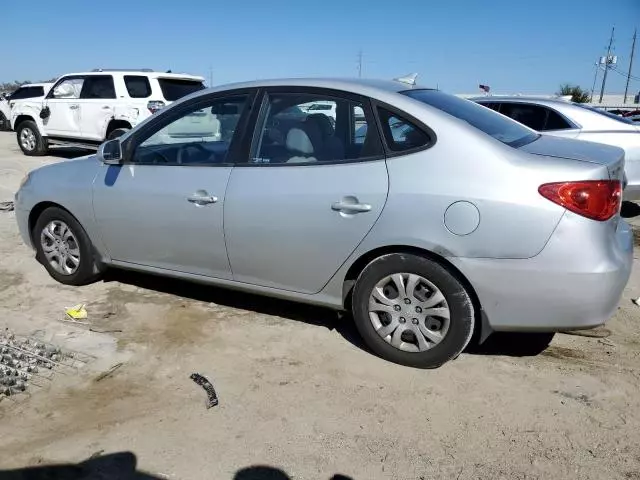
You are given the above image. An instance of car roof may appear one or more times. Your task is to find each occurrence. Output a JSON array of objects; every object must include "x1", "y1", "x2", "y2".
[
  {"x1": 59, "y1": 71, "x2": 205, "y2": 81},
  {"x1": 203, "y1": 78, "x2": 428, "y2": 96}
]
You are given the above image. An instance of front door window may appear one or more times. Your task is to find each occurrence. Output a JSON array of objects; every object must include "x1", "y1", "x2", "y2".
[{"x1": 135, "y1": 95, "x2": 249, "y2": 165}]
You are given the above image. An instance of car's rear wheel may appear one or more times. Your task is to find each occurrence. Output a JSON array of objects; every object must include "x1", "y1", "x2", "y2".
[
  {"x1": 352, "y1": 253, "x2": 475, "y2": 368},
  {"x1": 17, "y1": 120, "x2": 47, "y2": 156},
  {"x1": 33, "y1": 207, "x2": 102, "y2": 285}
]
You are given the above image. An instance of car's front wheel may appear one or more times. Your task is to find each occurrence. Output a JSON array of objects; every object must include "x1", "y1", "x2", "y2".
[
  {"x1": 352, "y1": 253, "x2": 475, "y2": 368},
  {"x1": 17, "y1": 120, "x2": 47, "y2": 156},
  {"x1": 33, "y1": 207, "x2": 103, "y2": 285}
]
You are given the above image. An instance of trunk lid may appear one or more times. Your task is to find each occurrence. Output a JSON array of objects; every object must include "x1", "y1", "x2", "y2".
[{"x1": 520, "y1": 134, "x2": 626, "y2": 183}]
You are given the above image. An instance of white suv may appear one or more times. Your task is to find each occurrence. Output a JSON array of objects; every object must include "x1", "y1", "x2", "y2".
[
  {"x1": 0, "y1": 83, "x2": 53, "y2": 131},
  {"x1": 12, "y1": 69, "x2": 205, "y2": 156}
]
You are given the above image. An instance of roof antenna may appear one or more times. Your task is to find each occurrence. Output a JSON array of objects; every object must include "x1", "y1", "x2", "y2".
[
  {"x1": 166, "y1": 69, "x2": 172, "y2": 73},
  {"x1": 394, "y1": 73, "x2": 418, "y2": 86}
]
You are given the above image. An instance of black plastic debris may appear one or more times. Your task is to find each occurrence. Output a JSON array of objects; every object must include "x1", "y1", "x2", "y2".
[
  {"x1": 0, "y1": 201, "x2": 14, "y2": 212},
  {"x1": 190, "y1": 372, "x2": 218, "y2": 408}
]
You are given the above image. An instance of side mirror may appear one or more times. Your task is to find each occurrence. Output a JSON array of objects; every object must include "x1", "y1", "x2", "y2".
[{"x1": 97, "y1": 139, "x2": 123, "y2": 165}]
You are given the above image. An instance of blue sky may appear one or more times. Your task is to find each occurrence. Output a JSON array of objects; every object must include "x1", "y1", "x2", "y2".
[{"x1": 3, "y1": 0, "x2": 639, "y2": 94}]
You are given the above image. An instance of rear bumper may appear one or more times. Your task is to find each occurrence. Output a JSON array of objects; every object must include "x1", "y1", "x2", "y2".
[{"x1": 451, "y1": 214, "x2": 633, "y2": 331}]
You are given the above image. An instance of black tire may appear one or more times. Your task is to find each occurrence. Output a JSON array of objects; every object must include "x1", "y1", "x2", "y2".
[
  {"x1": 33, "y1": 207, "x2": 103, "y2": 285},
  {"x1": 352, "y1": 254, "x2": 475, "y2": 368},
  {"x1": 107, "y1": 127, "x2": 130, "y2": 140},
  {"x1": 0, "y1": 112, "x2": 8, "y2": 131},
  {"x1": 16, "y1": 120, "x2": 48, "y2": 156}
]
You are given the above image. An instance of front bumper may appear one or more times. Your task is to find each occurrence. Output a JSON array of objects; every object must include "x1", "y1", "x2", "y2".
[
  {"x1": 14, "y1": 188, "x2": 33, "y2": 249},
  {"x1": 451, "y1": 214, "x2": 633, "y2": 332}
]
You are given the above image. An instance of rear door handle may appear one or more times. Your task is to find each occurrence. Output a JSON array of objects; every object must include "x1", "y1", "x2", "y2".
[
  {"x1": 187, "y1": 193, "x2": 218, "y2": 205},
  {"x1": 69, "y1": 104, "x2": 79, "y2": 110},
  {"x1": 102, "y1": 106, "x2": 111, "y2": 110},
  {"x1": 331, "y1": 200, "x2": 372, "y2": 213}
]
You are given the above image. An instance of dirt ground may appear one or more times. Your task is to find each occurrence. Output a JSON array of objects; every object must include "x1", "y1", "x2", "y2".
[{"x1": 0, "y1": 130, "x2": 639, "y2": 480}]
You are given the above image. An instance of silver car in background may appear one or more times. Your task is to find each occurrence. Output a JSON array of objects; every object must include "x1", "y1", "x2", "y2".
[
  {"x1": 471, "y1": 97, "x2": 640, "y2": 200},
  {"x1": 14, "y1": 79, "x2": 632, "y2": 368}
]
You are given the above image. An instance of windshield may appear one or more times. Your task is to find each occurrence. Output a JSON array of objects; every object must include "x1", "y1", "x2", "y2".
[
  {"x1": 576, "y1": 104, "x2": 635, "y2": 125},
  {"x1": 402, "y1": 89, "x2": 539, "y2": 147},
  {"x1": 158, "y1": 78, "x2": 205, "y2": 101}
]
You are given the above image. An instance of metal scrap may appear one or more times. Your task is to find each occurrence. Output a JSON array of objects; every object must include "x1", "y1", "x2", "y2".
[
  {"x1": 95, "y1": 363, "x2": 123, "y2": 382},
  {"x1": 0, "y1": 329, "x2": 95, "y2": 402},
  {"x1": 190, "y1": 372, "x2": 219, "y2": 408}
]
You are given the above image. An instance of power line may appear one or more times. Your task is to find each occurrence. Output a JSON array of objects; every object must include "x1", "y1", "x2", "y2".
[{"x1": 610, "y1": 66, "x2": 640, "y2": 82}]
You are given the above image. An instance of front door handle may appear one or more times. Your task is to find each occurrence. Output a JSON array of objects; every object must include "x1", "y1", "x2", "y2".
[
  {"x1": 187, "y1": 192, "x2": 218, "y2": 205},
  {"x1": 331, "y1": 198, "x2": 372, "y2": 214},
  {"x1": 69, "y1": 104, "x2": 79, "y2": 110},
  {"x1": 102, "y1": 106, "x2": 112, "y2": 110}
]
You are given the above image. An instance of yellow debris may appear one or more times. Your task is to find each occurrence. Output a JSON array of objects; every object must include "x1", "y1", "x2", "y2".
[{"x1": 65, "y1": 304, "x2": 87, "y2": 320}]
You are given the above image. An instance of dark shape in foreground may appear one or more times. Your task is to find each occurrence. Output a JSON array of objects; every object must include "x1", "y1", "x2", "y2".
[{"x1": 0, "y1": 452, "x2": 163, "y2": 480}]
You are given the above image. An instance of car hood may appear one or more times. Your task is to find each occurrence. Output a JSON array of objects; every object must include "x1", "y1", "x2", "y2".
[{"x1": 519, "y1": 133, "x2": 625, "y2": 181}]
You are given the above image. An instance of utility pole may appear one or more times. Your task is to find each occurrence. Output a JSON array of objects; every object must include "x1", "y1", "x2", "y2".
[
  {"x1": 624, "y1": 28, "x2": 637, "y2": 103},
  {"x1": 357, "y1": 50, "x2": 363, "y2": 78},
  {"x1": 590, "y1": 62, "x2": 600, "y2": 102},
  {"x1": 599, "y1": 27, "x2": 615, "y2": 103}
]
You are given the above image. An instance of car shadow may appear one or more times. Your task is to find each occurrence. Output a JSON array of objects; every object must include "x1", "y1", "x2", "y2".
[
  {"x1": 103, "y1": 269, "x2": 367, "y2": 352},
  {"x1": 621, "y1": 201, "x2": 640, "y2": 218},
  {"x1": 47, "y1": 147, "x2": 95, "y2": 159},
  {"x1": 234, "y1": 466, "x2": 353, "y2": 480},
  {"x1": 0, "y1": 458, "x2": 354, "y2": 480},
  {"x1": 104, "y1": 270, "x2": 556, "y2": 361}
]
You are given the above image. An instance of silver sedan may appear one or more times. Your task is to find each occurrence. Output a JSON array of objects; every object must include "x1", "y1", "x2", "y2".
[
  {"x1": 471, "y1": 96, "x2": 640, "y2": 200},
  {"x1": 14, "y1": 79, "x2": 633, "y2": 367}
]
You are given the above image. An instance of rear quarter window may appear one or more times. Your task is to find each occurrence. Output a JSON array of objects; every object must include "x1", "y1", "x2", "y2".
[
  {"x1": 158, "y1": 79, "x2": 205, "y2": 101},
  {"x1": 377, "y1": 107, "x2": 431, "y2": 152}
]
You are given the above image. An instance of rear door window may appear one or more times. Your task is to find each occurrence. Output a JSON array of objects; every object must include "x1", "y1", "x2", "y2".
[
  {"x1": 158, "y1": 79, "x2": 205, "y2": 101},
  {"x1": 252, "y1": 91, "x2": 383, "y2": 164},
  {"x1": 124, "y1": 75, "x2": 152, "y2": 98}
]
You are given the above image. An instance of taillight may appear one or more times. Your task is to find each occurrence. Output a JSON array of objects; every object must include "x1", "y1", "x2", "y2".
[
  {"x1": 147, "y1": 100, "x2": 165, "y2": 114},
  {"x1": 538, "y1": 180, "x2": 621, "y2": 221}
]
